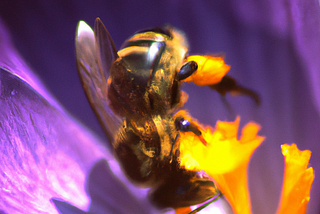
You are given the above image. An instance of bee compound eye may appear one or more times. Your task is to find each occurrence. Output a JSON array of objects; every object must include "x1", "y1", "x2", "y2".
[
  {"x1": 177, "y1": 61, "x2": 198, "y2": 81},
  {"x1": 176, "y1": 118, "x2": 202, "y2": 137},
  {"x1": 179, "y1": 119, "x2": 191, "y2": 132}
]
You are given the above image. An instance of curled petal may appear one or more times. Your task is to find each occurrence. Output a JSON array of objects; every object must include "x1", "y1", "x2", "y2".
[
  {"x1": 0, "y1": 67, "x2": 108, "y2": 213},
  {"x1": 277, "y1": 144, "x2": 314, "y2": 214},
  {"x1": 0, "y1": 20, "x2": 60, "y2": 109},
  {"x1": 179, "y1": 116, "x2": 264, "y2": 214}
]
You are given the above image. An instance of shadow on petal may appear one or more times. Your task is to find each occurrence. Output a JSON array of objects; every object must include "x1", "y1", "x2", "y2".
[
  {"x1": 52, "y1": 159, "x2": 158, "y2": 214},
  {"x1": 87, "y1": 159, "x2": 151, "y2": 214},
  {"x1": 52, "y1": 198, "x2": 86, "y2": 214}
]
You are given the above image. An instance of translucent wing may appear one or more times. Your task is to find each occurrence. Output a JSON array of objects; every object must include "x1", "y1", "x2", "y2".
[{"x1": 75, "y1": 18, "x2": 122, "y2": 144}]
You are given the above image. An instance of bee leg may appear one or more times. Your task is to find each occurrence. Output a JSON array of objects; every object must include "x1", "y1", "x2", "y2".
[
  {"x1": 188, "y1": 193, "x2": 222, "y2": 214},
  {"x1": 175, "y1": 117, "x2": 207, "y2": 146},
  {"x1": 220, "y1": 95, "x2": 237, "y2": 118},
  {"x1": 170, "y1": 133, "x2": 180, "y2": 157},
  {"x1": 209, "y1": 75, "x2": 261, "y2": 105}
]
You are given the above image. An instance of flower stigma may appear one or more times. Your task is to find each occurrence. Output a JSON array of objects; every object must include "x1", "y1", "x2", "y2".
[
  {"x1": 177, "y1": 114, "x2": 315, "y2": 214},
  {"x1": 276, "y1": 144, "x2": 314, "y2": 214}
]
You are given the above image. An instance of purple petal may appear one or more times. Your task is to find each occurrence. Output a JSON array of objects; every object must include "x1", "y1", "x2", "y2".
[
  {"x1": 0, "y1": 67, "x2": 107, "y2": 213},
  {"x1": 0, "y1": 1, "x2": 319, "y2": 214},
  {"x1": 0, "y1": 20, "x2": 158, "y2": 214},
  {"x1": 0, "y1": 19, "x2": 61, "y2": 110}
]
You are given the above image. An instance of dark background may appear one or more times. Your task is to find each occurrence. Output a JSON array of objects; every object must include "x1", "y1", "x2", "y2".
[{"x1": 1, "y1": 1, "x2": 319, "y2": 213}]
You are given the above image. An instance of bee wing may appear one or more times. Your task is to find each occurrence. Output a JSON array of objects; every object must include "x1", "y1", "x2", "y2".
[
  {"x1": 94, "y1": 18, "x2": 119, "y2": 80},
  {"x1": 75, "y1": 19, "x2": 122, "y2": 144}
]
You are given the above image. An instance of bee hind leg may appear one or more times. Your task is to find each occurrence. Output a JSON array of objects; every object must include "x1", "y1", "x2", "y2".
[
  {"x1": 188, "y1": 193, "x2": 222, "y2": 214},
  {"x1": 209, "y1": 75, "x2": 261, "y2": 105}
]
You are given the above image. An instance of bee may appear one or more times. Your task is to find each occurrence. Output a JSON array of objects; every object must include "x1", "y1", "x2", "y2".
[{"x1": 75, "y1": 18, "x2": 258, "y2": 211}]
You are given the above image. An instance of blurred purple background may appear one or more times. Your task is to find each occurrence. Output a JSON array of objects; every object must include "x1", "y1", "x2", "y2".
[{"x1": 0, "y1": 1, "x2": 319, "y2": 213}]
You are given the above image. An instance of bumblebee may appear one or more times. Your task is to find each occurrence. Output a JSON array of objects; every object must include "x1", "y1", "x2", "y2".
[{"x1": 75, "y1": 18, "x2": 258, "y2": 211}]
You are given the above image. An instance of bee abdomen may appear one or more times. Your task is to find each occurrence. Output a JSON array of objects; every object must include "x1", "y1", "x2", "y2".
[
  {"x1": 149, "y1": 169, "x2": 218, "y2": 208},
  {"x1": 114, "y1": 121, "x2": 162, "y2": 186}
]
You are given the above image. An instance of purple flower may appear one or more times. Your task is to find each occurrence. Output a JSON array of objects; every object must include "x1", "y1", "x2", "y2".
[{"x1": 0, "y1": 1, "x2": 319, "y2": 213}]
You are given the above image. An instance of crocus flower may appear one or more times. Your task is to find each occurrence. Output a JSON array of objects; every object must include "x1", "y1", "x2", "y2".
[
  {"x1": 0, "y1": 0, "x2": 319, "y2": 213},
  {"x1": 178, "y1": 115, "x2": 314, "y2": 214}
]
